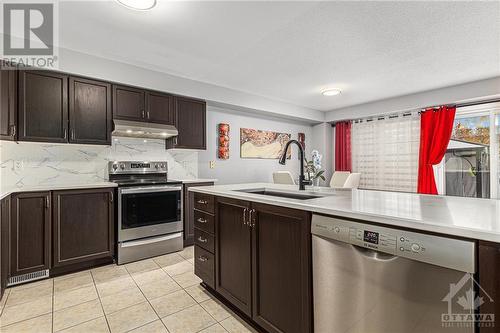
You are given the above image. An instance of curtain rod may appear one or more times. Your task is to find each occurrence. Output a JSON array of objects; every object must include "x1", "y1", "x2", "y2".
[
  {"x1": 332, "y1": 98, "x2": 500, "y2": 126},
  {"x1": 422, "y1": 98, "x2": 500, "y2": 111}
]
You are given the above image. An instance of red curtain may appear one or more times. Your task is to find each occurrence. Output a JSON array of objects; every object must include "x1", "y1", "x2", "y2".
[
  {"x1": 417, "y1": 106, "x2": 456, "y2": 194},
  {"x1": 335, "y1": 121, "x2": 352, "y2": 171}
]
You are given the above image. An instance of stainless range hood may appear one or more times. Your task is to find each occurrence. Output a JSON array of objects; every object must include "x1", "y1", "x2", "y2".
[{"x1": 112, "y1": 120, "x2": 178, "y2": 139}]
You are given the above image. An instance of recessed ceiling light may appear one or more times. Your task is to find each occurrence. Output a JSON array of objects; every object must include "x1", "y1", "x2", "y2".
[
  {"x1": 322, "y1": 89, "x2": 342, "y2": 97},
  {"x1": 116, "y1": 0, "x2": 156, "y2": 11}
]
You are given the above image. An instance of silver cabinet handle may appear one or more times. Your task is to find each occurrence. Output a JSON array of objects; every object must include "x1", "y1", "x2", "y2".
[
  {"x1": 197, "y1": 199, "x2": 208, "y2": 204},
  {"x1": 242, "y1": 208, "x2": 248, "y2": 225},
  {"x1": 71, "y1": 128, "x2": 75, "y2": 140},
  {"x1": 147, "y1": 111, "x2": 150, "y2": 119},
  {"x1": 248, "y1": 209, "x2": 253, "y2": 227},
  {"x1": 110, "y1": 192, "x2": 114, "y2": 203},
  {"x1": 249, "y1": 209, "x2": 256, "y2": 228},
  {"x1": 64, "y1": 128, "x2": 67, "y2": 139},
  {"x1": 10, "y1": 125, "x2": 16, "y2": 137},
  {"x1": 141, "y1": 110, "x2": 145, "y2": 118},
  {"x1": 197, "y1": 217, "x2": 207, "y2": 224},
  {"x1": 197, "y1": 236, "x2": 208, "y2": 243},
  {"x1": 45, "y1": 196, "x2": 50, "y2": 209},
  {"x1": 198, "y1": 256, "x2": 208, "y2": 262}
]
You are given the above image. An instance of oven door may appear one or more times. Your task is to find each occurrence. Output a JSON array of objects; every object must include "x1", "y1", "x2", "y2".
[{"x1": 118, "y1": 185, "x2": 182, "y2": 241}]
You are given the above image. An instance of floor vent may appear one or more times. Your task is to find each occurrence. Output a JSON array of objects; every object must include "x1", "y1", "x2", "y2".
[{"x1": 7, "y1": 270, "x2": 50, "y2": 287}]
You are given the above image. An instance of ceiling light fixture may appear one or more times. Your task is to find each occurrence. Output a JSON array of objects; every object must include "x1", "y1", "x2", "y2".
[
  {"x1": 322, "y1": 89, "x2": 342, "y2": 97},
  {"x1": 116, "y1": 0, "x2": 157, "y2": 11}
]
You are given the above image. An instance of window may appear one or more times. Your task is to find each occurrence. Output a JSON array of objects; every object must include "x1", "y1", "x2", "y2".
[
  {"x1": 351, "y1": 113, "x2": 420, "y2": 192},
  {"x1": 436, "y1": 102, "x2": 500, "y2": 198}
]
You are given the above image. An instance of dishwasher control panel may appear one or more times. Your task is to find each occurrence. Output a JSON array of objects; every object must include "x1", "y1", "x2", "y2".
[{"x1": 311, "y1": 214, "x2": 475, "y2": 273}]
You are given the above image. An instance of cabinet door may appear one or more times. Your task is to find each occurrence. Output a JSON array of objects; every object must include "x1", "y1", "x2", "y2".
[
  {"x1": 52, "y1": 188, "x2": 114, "y2": 268},
  {"x1": 146, "y1": 91, "x2": 174, "y2": 125},
  {"x1": 10, "y1": 192, "x2": 51, "y2": 276},
  {"x1": 113, "y1": 85, "x2": 145, "y2": 121},
  {"x1": 478, "y1": 240, "x2": 500, "y2": 333},
  {"x1": 0, "y1": 68, "x2": 17, "y2": 140},
  {"x1": 215, "y1": 197, "x2": 252, "y2": 316},
  {"x1": 18, "y1": 71, "x2": 68, "y2": 143},
  {"x1": 69, "y1": 77, "x2": 112, "y2": 145},
  {"x1": 0, "y1": 196, "x2": 10, "y2": 298},
  {"x1": 166, "y1": 97, "x2": 206, "y2": 149},
  {"x1": 251, "y1": 203, "x2": 312, "y2": 333}
]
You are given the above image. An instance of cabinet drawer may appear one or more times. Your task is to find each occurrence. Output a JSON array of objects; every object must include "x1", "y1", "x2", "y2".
[
  {"x1": 194, "y1": 210, "x2": 214, "y2": 234},
  {"x1": 194, "y1": 228, "x2": 215, "y2": 253},
  {"x1": 194, "y1": 246, "x2": 214, "y2": 289},
  {"x1": 194, "y1": 193, "x2": 214, "y2": 214}
]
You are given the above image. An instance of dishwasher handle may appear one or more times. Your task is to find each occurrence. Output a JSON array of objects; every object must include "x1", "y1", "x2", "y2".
[{"x1": 351, "y1": 244, "x2": 398, "y2": 262}]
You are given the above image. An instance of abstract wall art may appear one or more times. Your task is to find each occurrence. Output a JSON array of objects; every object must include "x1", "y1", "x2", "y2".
[{"x1": 240, "y1": 128, "x2": 291, "y2": 159}]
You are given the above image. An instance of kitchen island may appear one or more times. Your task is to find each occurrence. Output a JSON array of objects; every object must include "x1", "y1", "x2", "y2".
[{"x1": 189, "y1": 183, "x2": 500, "y2": 333}]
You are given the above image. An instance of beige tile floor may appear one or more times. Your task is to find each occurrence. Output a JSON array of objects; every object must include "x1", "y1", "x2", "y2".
[{"x1": 0, "y1": 246, "x2": 257, "y2": 333}]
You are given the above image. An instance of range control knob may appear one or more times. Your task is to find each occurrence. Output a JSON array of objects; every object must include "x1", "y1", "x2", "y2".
[
  {"x1": 411, "y1": 243, "x2": 421, "y2": 253},
  {"x1": 334, "y1": 227, "x2": 340, "y2": 233},
  {"x1": 160, "y1": 163, "x2": 165, "y2": 169},
  {"x1": 120, "y1": 164, "x2": 125, "y2": 170},
  {"x1": 112, "y1": 164, "x2": 118, "y2": 170},
  {"x1": 155, "y1": 164, "x2": 160, "y2": 169}
]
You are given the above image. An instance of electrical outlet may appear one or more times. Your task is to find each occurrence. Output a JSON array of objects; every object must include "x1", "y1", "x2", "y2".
[{"x1": 210, "y1": 161, "x2": 215, "y2": 169}]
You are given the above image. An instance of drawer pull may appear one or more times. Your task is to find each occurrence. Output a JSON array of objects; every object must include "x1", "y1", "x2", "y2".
[
  {"x1": 198, "y1": 256, "x2": 208, "y2": 262},
  {"x1": 197, "y1": 236, "x2": 208, "y2": 243},
  {"x1": 197, "y1": 199, "x2": 208, "y2": 204},
  {"x1": 197, "y1": 218, "x2": 207, "y2": 223}
]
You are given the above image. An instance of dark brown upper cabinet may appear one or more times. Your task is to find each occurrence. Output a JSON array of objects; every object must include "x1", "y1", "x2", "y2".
[
  {"x1": 112, "y1": 85, "x2": 145, "y2": 121},
  {"x1": 166, "y1": 97, "x2": 206, "y2": 150},
  {"x1": 146, "y1": 91, "x2": 175, "y2": 125},
  {"x1": 0, "y1": 68, "x2": 17, "y2": 141},
  {"x1": 10, "y1": 192, "x2": 51, "y2": 277},
  {"x1": 69, "y1": 77, "x2": 112, "y2": 145},
  {"x1": 18, "y1": 70, "x2": 68, "y2": 143},
  {"x1": 52, "y1": 188, "x2": 114, "y2": 268},
  {"x1": 215, "y1": 197, "x2": 252, "y2": 317}
]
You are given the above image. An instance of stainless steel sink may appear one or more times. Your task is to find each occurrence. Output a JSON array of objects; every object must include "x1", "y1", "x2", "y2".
[{"x1": 234, "y1": 188, "x2": 325, "y2": 200}]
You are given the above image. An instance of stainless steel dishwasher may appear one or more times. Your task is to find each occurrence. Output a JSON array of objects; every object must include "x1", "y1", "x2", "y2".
[{"x1": 311, "y1": 214, "x2": 476, "y2": 333}]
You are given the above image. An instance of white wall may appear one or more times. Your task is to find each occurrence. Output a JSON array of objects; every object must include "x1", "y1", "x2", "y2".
[
  {"x1": 326, "y1": 77, "x2": 500, "y2": 122},
  {"x1": 58, "y1": 48, "x2": 324, "y2": 123},
  {"x1": 198, "y1": 106, "x2": 314, "y2": 184},
  {"x1": 310, "y1": 123, "x2": 333, "y2": 186}
]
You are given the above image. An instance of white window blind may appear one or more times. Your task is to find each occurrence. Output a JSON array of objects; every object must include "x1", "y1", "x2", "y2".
[{"x1": 351, "y1": 113, "x2": 421, "y2": 192}]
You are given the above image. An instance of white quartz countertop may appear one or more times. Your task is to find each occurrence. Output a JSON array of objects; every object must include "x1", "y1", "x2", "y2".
[
  {"x1": 189, "y1": 183, "x2": 500, "y2": 242},
  {"x1": 172, "y1": 179, "x2": 217, "y2": 184},
  {"x1": 0, "y1": 182, "x2": 118, "y2": 200}
]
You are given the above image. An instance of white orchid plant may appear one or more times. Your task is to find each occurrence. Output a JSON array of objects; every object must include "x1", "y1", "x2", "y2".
[{"x1": 304, "y1": 150, "x2": 325, "y2": 182}]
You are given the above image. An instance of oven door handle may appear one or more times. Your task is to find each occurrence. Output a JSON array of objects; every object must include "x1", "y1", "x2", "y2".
[
  {"x1": 120, "y1": 232, "x2": 183, "y2": 248},
  {"x1": 119, "y1": 186, "x2": 182, "y2": 194}
]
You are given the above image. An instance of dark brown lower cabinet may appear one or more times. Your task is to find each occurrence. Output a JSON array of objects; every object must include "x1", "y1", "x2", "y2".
[
  {"x1": 199, "y1": 196, "x2": 312, "y2": 333},
  {"x1": 10, "y1": 192, "x2": 51, "y2": 276},
  {"x1": 478, "y1": 240, "x2": 500, "y2": 333},
  {"x1": 251, "y1": 203, "x2": 312, "y2": 333},
  {"x1": 2, "y1": 187, "x2": 115, "y2": 286},
  {"x1": 215, "y1": 197, "x2": 252, "y2": 317},
  {"x1": 0, "y1": 196, "x2": 11, "y2": 299},
  {"x1": 52, "y1": 188, "x2": 114, "y2": 268},
  {"x1": 183, "y1": 182, "x2": 214, "y2": 246}
]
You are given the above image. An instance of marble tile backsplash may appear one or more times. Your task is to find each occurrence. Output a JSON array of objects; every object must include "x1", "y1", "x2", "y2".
[{"x1": 0, "y1": 137, "x2": 198, "y2": 189}]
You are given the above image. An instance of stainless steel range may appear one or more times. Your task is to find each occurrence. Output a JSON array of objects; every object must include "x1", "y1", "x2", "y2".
[{"x1": 109, "y1": 161, "x2": 183, "y2": 264}]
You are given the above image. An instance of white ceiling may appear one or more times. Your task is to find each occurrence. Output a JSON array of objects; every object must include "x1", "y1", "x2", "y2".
[{"x1": 59, "y1": 1, "x2": 500, "y2": 112}]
